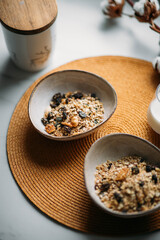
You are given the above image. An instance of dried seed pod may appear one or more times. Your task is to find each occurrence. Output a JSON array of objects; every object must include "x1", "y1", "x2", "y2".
[
  {"x1": 70, "y1": 116, "x2": 79, "y2": 127},
  {"x1": 101, "y1": 0, "x2": 125, "y2": 18},
  {"x1": 133, "y1": 0, "x2": 160, "y2": 22}
]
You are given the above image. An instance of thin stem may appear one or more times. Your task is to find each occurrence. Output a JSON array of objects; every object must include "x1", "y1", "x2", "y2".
[
  {"x1": 122, "y1": 12, "x2": 134, "y2": 17},
  {"x1": 126, "y1": 0, "x2": 134, "y2": 7}
]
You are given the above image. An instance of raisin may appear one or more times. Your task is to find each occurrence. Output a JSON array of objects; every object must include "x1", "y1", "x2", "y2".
[
  {"x1": 140, "y1": 158, "x2": 145, "y2": 163},
  {"x1": 47, "y1": 112, "x2": 54, "y2": 120},
  {"x1": 137, "y1": 202, "x2": 142, "y2": 211},
  {"x1": 132, "y1": 166, "x2": 139, "y2": 175},
  {"x1": 62, "y1": 111, "x2": 67, "y2": 120},
  {"x1": 66, "y1": 98, "x2": 69, "y2": 104},
  {"x1": 50, "y1": 103, "x2": 57, "y2": 108},
  {"x1": 73, "y1": 92, "x2": 83, "y2": 99},
  {"x1": 79, "y1": 111, "x2": 87, "y2": 118},
  {"x1": 151, "y1": 197, "x2": 155, "y2": 204},
  {"x1": 114, "y1": 192, "x2": 122, "y2": 203},
  {"x1": 146, "y1": 165, "x2": 152, "y2": 172},
  {"x1": 55, "y1": 97, "x2": 62, "y2": 106},
  {"x1": 152, "y1": 174, "x2": 158, "y2": 184},
  {"x1": 63, "y1": 126, "x2": 71, "y2": 135},
  {"x1": 56, "y1": 117, "x2": 63, "y2": 122},
  {"x1": 100, "y1": 183, "x2": 110, "y2": 192},
  {"x1": 139, "y1": 181, "x2": 144, "y2": 187},
  {"x1": 41, "y1": 118, "x2": 48, "y2": 126},
  {"x1": 52, "y1": 93, "x2": 62, "y2": 101},
  {"x1": 91, "y1": 93, "x2": 96, "y2": 98},
  {"x1": 108, "y1": 163, "x2": 112, "y2": 170}
]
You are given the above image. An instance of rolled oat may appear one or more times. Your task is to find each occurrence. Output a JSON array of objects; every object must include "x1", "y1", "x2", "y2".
[{"x1": 95, "y1": 156, "x2": 160, "y2": 213}]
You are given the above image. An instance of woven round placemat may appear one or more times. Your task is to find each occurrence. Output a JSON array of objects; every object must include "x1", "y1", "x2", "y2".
[{"x1": 7, "y1": 56, "x2": 160, "y2": 235}]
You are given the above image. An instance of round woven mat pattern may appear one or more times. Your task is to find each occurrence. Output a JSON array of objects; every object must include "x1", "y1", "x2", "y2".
[{"x1": 7, "y1": 56, "x2": 160, "y2": 235}]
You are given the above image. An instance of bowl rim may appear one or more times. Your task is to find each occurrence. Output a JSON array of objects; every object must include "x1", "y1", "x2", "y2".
[
  {"x1": 28, "y1": 69, "x2": 117, "y2": 141},
  {"x1": 84, "y1": 133, "x2": 160, "y2": 218}
]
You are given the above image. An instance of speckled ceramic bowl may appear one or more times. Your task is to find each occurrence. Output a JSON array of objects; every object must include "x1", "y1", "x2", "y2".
[
  {"x1": 28, "y1": 70, "x2": 117, "y2": 141},
  {"x1": 84, "y1": 133, "x2": 160, "y2": 218}
]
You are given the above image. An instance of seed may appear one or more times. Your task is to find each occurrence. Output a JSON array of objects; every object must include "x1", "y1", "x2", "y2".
[
  {"x1": 114, "y1": 192, "x2": 122, "y2": 203},
  {"x1": 56, "y1": 117, "x2": 63, "y2": 122},
  {"x1": 41, "y1": 118, "x2": 48, "y2": 126},
  {"x1": 146, "y1": 165, "x2": 152, "y2": 172},
  {"x1": 47, "y1": 112, "x2": 54, "y2": 120},
  {"x1": 139, "y1": 181, "x2": 144, "y2": 187},
  {"x1": 73, "y1": 92, "x2": 83, "y2": 99},
  {"x1": 91, "y1": 93, "x2": 96, "y2": 98},
  {"x1": 108, "y1": 163, "x2": 112, "y2": 170},
  {"x1": 132, "y1": 166, "x2": 139, "y2": 175},
  {"x1": 152, "y1": 174, "x2": 158, "y2": 184},
  {"x1": 79, "y1": 111, "x2": 87, "y2": 118},
  {"x1": 100, "y1": 183, "x2": 110, "y2": 192}
]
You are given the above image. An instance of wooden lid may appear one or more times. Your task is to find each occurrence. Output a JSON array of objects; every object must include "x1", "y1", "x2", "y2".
[{"x1": 0, "y1": 0, "x2": 58, "y2": 34}]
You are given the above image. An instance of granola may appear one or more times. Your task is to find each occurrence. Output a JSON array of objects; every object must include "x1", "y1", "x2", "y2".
[
  {"x1": 41, "y1": 91, "x2": 104, "y2": 137},
  {"x1": 95, "y1": 156, "x2": 160, "y2": 213}
]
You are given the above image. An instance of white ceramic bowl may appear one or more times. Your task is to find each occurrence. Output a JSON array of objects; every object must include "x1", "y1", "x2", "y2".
[
  {"x1": 84, "y1": 133, "x2": 160, "y2": 218},
  {"x1": 28, "y1": 70, "x2": 117, "y2": 141}
]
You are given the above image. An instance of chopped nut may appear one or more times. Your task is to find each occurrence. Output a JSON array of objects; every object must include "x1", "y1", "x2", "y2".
[
  {"x1": 70, "y1": 116, "x2": 79, "y2": 127},
  {"x1": 45, "y1": 124, "x2": 56, "y2": 134}
]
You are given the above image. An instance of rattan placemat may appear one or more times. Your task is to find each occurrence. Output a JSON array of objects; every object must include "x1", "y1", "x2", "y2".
[{"x1": 7, "y1": 56, "x2": 160, "y2": 235}]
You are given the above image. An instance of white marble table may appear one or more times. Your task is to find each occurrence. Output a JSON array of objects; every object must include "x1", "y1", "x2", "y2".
[{"x1": 0, "y1": 0, "x2": 160, "y2": 239}]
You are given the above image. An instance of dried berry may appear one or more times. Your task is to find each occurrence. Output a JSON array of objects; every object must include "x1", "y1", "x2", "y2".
[
  {"x1": 108, "y1": 163, "x2": 112, "y2": 170},
  {"x1": 91, "y1": 93, "x2": 96, "y2": 98},
  {"x1": 55, "y1": 97, "x2": 62, "y2": 106},
  {"x1": 151, "y1": 197, "x2": 155, "y2": 205},
  {"x1": 41, "y1": 118, "x2": 48, "y2": 126},
  {"x1": 132, "y1": 166, "x2": 139, "y2": 175},
  {"x1": 62, "y1": 94, "x2": 65, "y2": 98},
  {"x1": 152, "y1": 174, "x2": 158, "y2": 184},
  {"x1": 137, "y1": 202, "x2": 142, "y2": 211},
  {"x1": 66, "y1": 98, "x2": 69, "y2": 104},
  {"x1": 62, "y1": 111, "x2": 67, "y2": 120},
  {"x1": 73, "y1": 92, "x2": 83, "y2": 99},
  {"x1": 52, "y1": 93, "x2": 62, "y2": 101},
  {"x1": 63, "y1": 125, "x2": 71, "y2": 135},
  {"x1": 146, "y1": 165, "x2": 152, "y2": 172},
  {"x1": 50, "y1": 103, "x2": 57, "y2": 108},
  {"x1": 79, "y1": 111, "x2": 87, "y2": 118},
  {"x1": 114, "y1": 192, "x2": 122, "y2": 203},
  {"x1": 139, "y1": 181, "x2": 144, "y2": 187},
  {"x1": 140, "y1": 158, "x2": 145, "y2": 163},
  {"x1": 56, "y1": 117, "x2": 63, "y2": 122},
  {"x1": 100, "y1": 183, "x2": 110, "y2": 192},
  {"x1": 47, "y1": 112, "x2": 54, "y2": 120}
]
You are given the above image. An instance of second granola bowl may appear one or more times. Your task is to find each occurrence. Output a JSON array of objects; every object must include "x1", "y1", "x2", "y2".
[
  {"x1": 29, "y1": 70, "x2": 117, "y2": 141},
  {"x1": 84, "y1": 133, "x2": 160, "y2": 218}
]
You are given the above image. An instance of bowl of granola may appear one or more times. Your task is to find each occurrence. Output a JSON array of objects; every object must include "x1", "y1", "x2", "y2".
[
  {"x1": 29, "y1": 70, "x2": 117, "y2": 140},
  {"x1": 84, "y1": 133, "x2": 160, "y2": 217}
]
